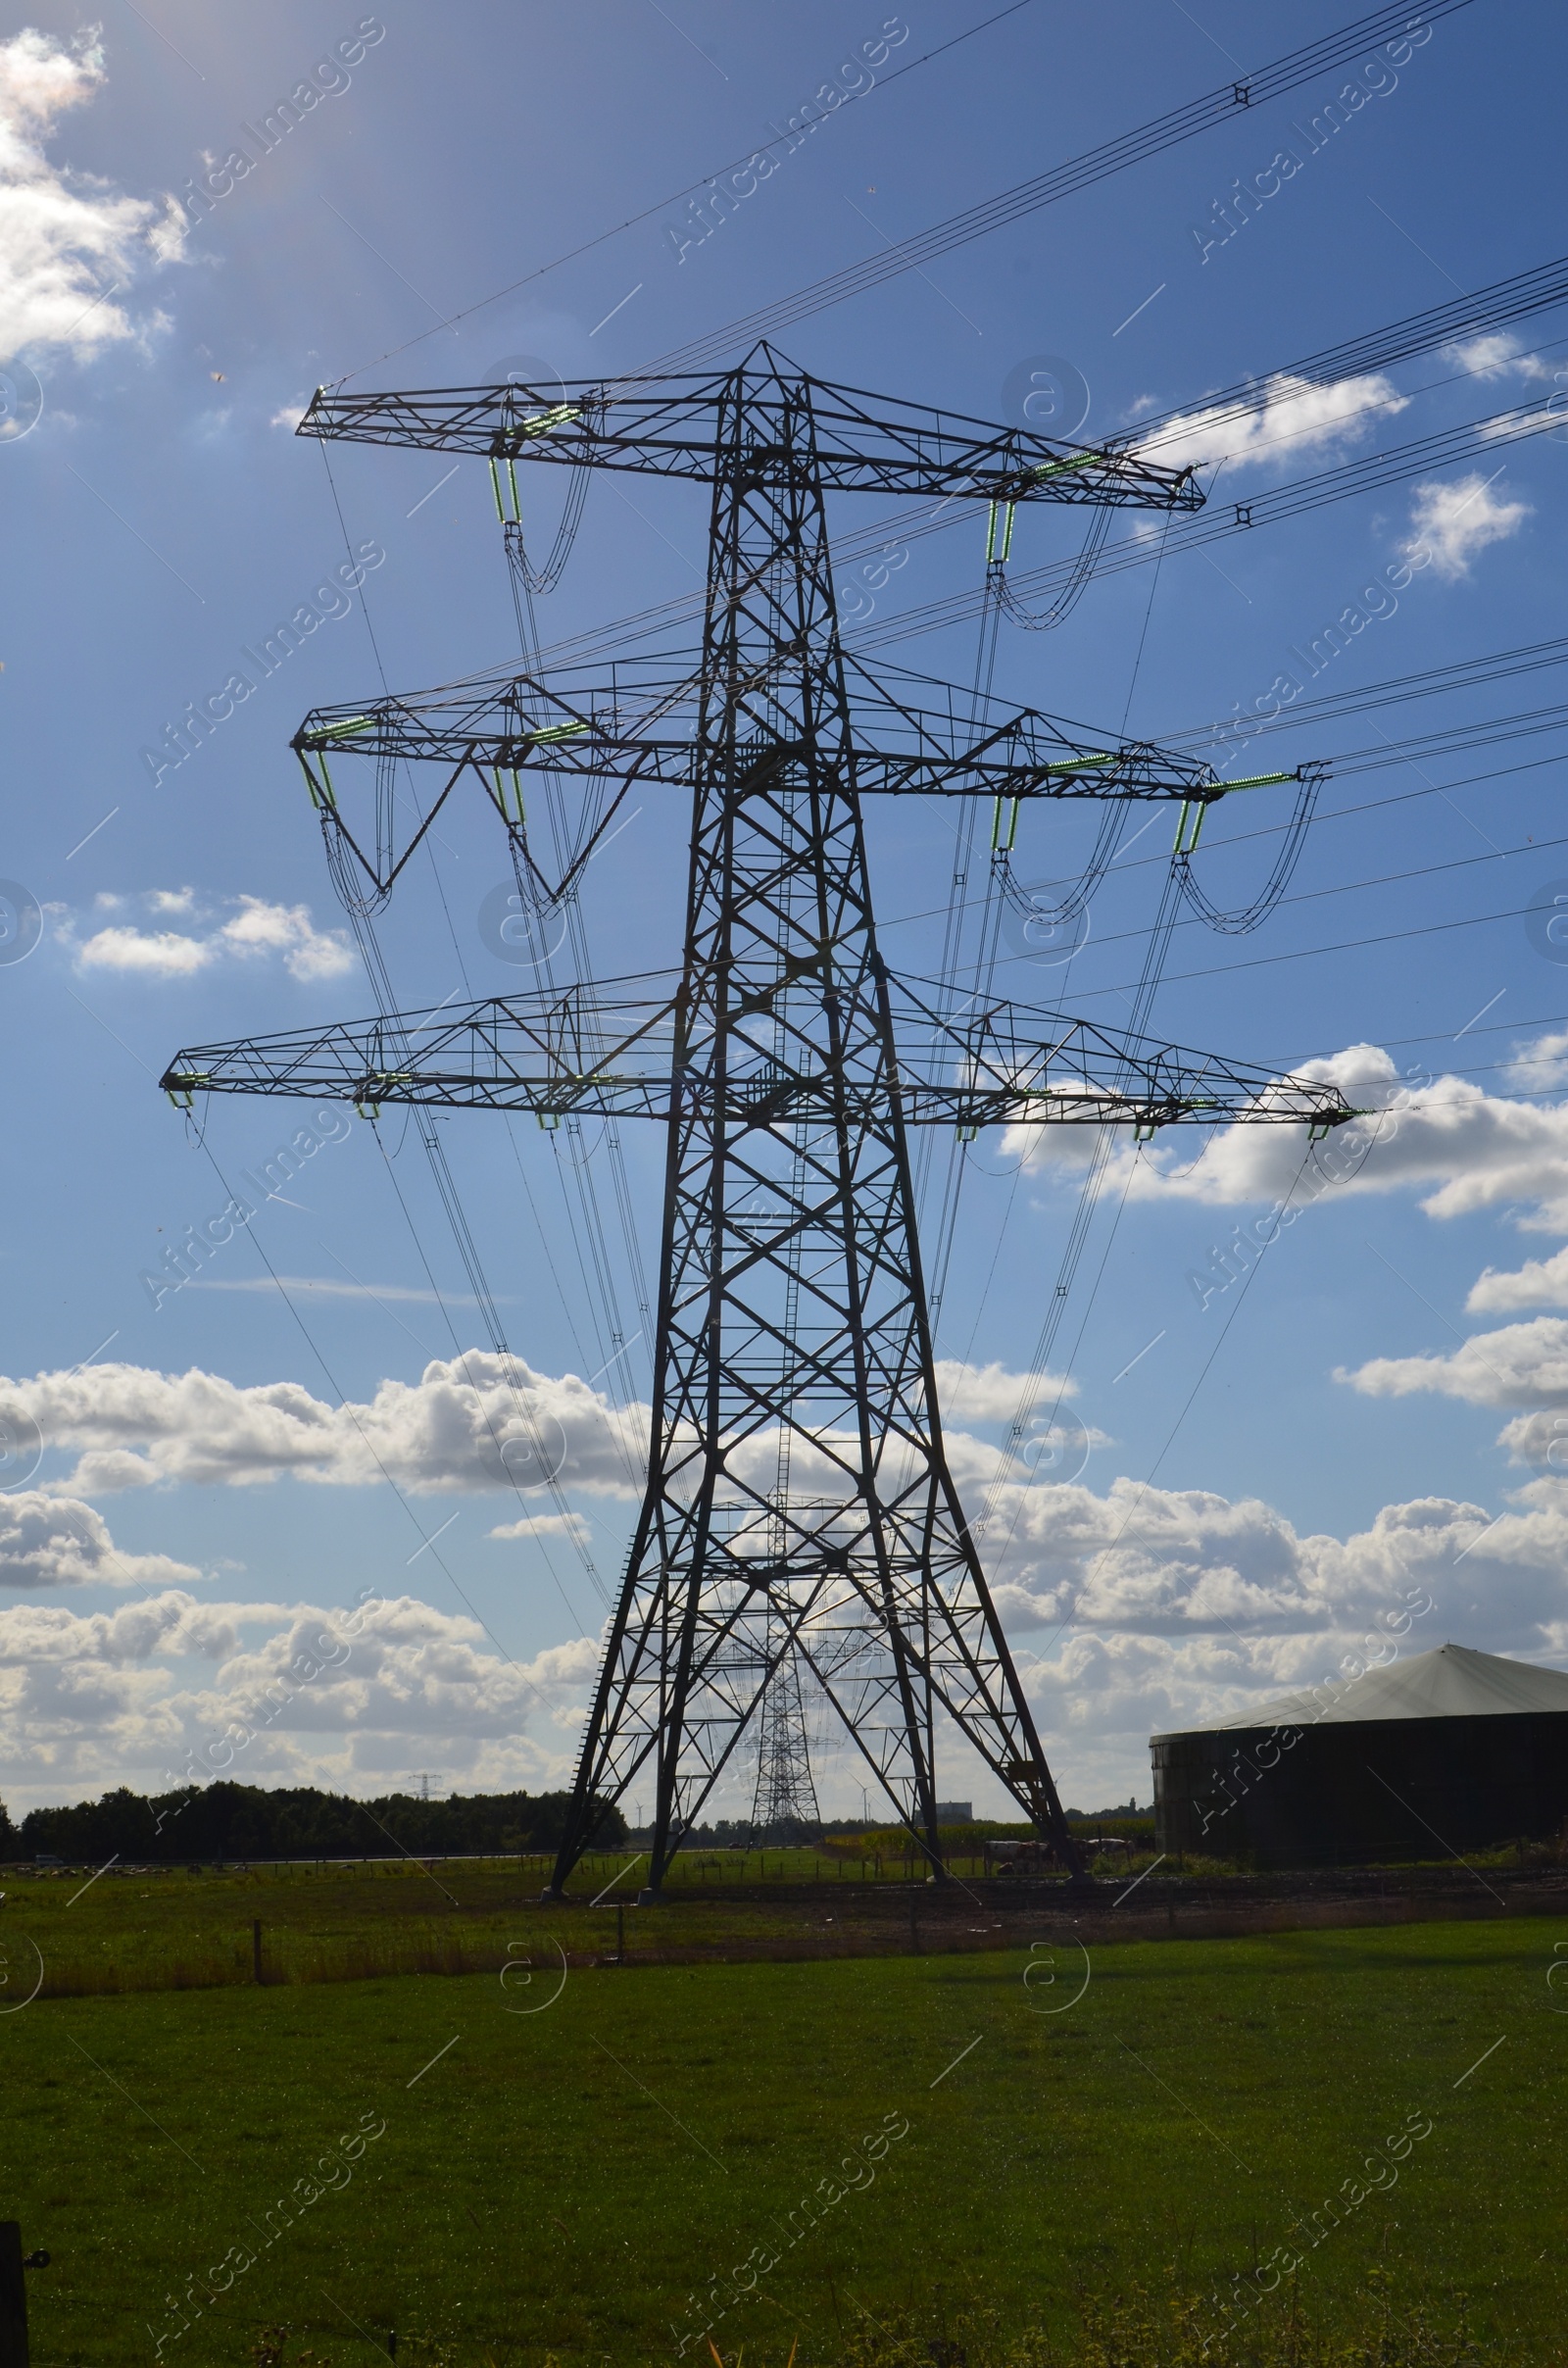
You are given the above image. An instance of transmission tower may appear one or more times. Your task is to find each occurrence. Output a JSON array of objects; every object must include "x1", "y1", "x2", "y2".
[
  {"x1": 751, "y1": 1629, "x2": 820, "y2": 1837},
  {"x1": 164, "y1": 348, "x2": 1355, "y2": 1895}
]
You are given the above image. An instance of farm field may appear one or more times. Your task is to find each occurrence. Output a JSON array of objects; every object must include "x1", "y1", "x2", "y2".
[
  {"x1": 1, "y1": 1851, "x2": 1050, "y2": 1998},
  {"x1": 2, "y1": 1908, "x2": 1563, "y2": 2366},
  {"x1": 3, "y1": 1843, "x2": 1192, "y2": 2001}
]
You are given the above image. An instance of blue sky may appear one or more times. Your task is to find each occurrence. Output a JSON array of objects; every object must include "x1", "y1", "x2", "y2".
[{"x1": 3, "y1": 0, "x2": 1567, "y2": 1819}]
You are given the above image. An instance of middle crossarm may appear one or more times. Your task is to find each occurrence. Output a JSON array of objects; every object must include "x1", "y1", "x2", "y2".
[
  {"x1": 293, "y1": 655, "x2": 1301, "y2": 810},
  {"x1": 162, "y1": 972, "x2": 1359, "y2": 1136}
]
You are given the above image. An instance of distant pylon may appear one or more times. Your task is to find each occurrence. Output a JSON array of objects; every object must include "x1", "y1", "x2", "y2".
[{"x1": 750, "y1": 1626, "x2": 820, "y2": 1835}]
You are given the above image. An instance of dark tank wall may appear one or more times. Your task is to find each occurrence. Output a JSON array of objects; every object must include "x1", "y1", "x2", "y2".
[{"x1": 1152, "y1": 1711, "x2": 1568, "y2": 1865}]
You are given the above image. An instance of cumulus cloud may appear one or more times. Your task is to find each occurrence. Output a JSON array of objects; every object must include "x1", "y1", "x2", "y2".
[
  {"x1": 1444, "y1": 333, "x2": 1554, "y2": 385},
  {"x1": 487, "y1": 1511, "x2": 592, "y2": 1543},
  {"x1": 931, "y1": 1357, "x2": 1074, "y2": 1421},
  {"x1": 960, "y1": 1469, "x2": 1568, "y2": 1800},
  {"x1": 0, "y1": 1588, "x2": 607, "y2": 1808},
  {"x1": 0, "y1": 1591, "x2": 235, "y2": 1658},
  {"x1": 1403, "y1": 470, "x2": 1532, "y2": 580},
  {"x1": 0, "y1": 1490, "x2": 200, "y2": 1590},
  {"x1": 981, "y1": 1475, "x2": 1476, "y2": 1636},
  {"x1": 0, "y1": 1351, "x2": 1088, "y2": 1507},
  {"x1": 70, "y1": 893, "x2": 354, "y2": 983},
  {"x1": 1004, "y1": 1044, "x2": 1568, "y2": 1232},
  {"x1": 6, "y1": 1471, "x2": 1561, "y2": 1815},
  {"x1": 1467, "y1": 1247, "x2": 1568, "y2": 1312},
  {"x1": 1341, "y1": 1315, "x2": 1568, "y2": 1469},
  {"x1": 1507, "y1": 1029, "x2": 1568, "y2": 1096},
  {"x1": 3, "y1": 1351, "x2": 645, "y2": 1498},
  {"x1": 1138, "y1": 370, "x2": 1405, "y2": 473},
  {"x1": 0, "y1": 26, "x2": 185, "y2": 366},
  {"x1": 2, "y1": 1479, "x2": 1565, "y2": 1810}
]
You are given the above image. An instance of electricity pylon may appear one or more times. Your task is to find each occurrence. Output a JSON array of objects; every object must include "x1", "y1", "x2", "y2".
[
  {"x1": 164, "y1": 348, "x2": 1355, "y2": 1895},
  {"x1": 751, "y1": 1640, "x2": 819, "y2": 1837}
]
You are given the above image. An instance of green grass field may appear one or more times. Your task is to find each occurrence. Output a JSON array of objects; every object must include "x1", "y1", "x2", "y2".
[
  {"x1": 2, "y1": 1897, "x2": 1564, "y2": 2368},
  {"x1": 2, "y1": 1852, "x2": 1025, "y2": 1998}
]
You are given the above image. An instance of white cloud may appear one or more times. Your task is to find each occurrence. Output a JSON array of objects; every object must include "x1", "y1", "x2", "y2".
[
  {"x1": 487, "y1": 1511, "x2": 591, "y2": 1543},
  {"x1": 1404, "y1": 470, "x2": 1532, "y2": 580},
  {"x1": 0, "y1": 1591, "x2": 235, "y2": 1659},
  {"x1": 930, "y1": 1357, "x2": 1075, "y2": 1421},
  {"x1": 71, "y1": 894, "x2": 354, "y2": 982},
  {"x1": 1507, "y1": 1029, "x2": 1568, "y2": 1096},
  {"x1": 1341, "y1": 1315, "x2": 1568, "y2": 1468},
  {"x1": 981, "y1": 1475, "x2": 1474, "y2": 1636},
  {"x1": 2, "y1": 1468, "x2": 1566, "y2": 1811},
  {"x1": 82, "y1": 925, "x2": 211, "y2": 976},
  {"x1": 7, "y1": 1471, "x2": 1564, "y2": 1815},
  {"x1": 0, "y1": 1352, "x2": 1096, "y2": 1507},
  {"x1": 1467, "y1": 1246, "x2": 1568, "y2": 1312},
  {"x1": 0, "y1": 1588, "x2": 607, "y2": 1809},
  {"x1": 1444, "y1": 333, "x2": 1553, "y2": 385},
  {"x1": 1004, "y1": 1045, "x2": 1568, "y2": 1234},
  {"x1": 1138, "y1": 370, "x2": 1405, "y2": 474},
  {"x1": 956, "y1": 1469, "x2": 1568, "y2": 1801},
  {"x1": 3, "y1": 1352, "x2": 645, "y2": 1498},
  {"x1": 270, "y1": 403, "x2": 307, "y2": 430},
  {"x1": 0, "y1": 1491, "x2": 200, "y2": 1590},
  {"x1": 0, "y1": 27, "x2": 185, "y2": 366}
]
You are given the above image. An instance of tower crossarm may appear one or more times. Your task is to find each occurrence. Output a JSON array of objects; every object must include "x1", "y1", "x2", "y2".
[
  {"x1": 298, "y1": 351, "x2": 1201, "y2": 510},
  {"x1": 161, "y1": 973, "x2": 1359, "y2": 1138},
  {"x1": 881, "y1": 972, "x2": 1360, "y2": 1136},
  {"x1": 293, "y1": 656, "x2": 1301, "y2": 832}
]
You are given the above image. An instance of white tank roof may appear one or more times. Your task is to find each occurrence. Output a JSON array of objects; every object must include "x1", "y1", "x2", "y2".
[{"x1": 1154, "y1": 1643, "x2": 1568, "y2": 1738}]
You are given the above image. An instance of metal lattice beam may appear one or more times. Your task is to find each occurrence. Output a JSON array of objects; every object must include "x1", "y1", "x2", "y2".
[
  {"x1": 298, "y1": 345, "x2": 1202, "y2": 510},
  {"x1": 162, "y1": 971, "x2": 1357, "y2": 1136},
  {"x1": 293, "y1": 649, "x2": 1298, "y2": 800}
]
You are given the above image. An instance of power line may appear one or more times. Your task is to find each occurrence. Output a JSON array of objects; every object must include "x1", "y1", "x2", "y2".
[
  {"x1": 432, "y1": 289, "x2": 1568, "y2": 691},
  {"x1": 873, "y1": 742, "x2": 1568, "y2": 964},
  {"x1": 638, "y1": 0, "x2": 1482, "y2": 372},
  {"x1": 854, "y1": 392, "x2": 1560, "y2": 651},
  {"x1": 1162, "y1": 630, "x2": 1568, "y2": 751},
  {"x1": 1129, "y1": 251, "x2": 1568, "y2": 451},
  {"x1": 192, "y1": 1137, "x2": 559, "y2": 1717},
  {"x1": 1046, "y1": 887, "x2": 1562, "y2": 1004},
  {"x1": 318, "y1": 446, "x2": 615, "y2": 1606},
  {"x1": 330, "y1": 0, "x2": 1041, "y2": 387}
]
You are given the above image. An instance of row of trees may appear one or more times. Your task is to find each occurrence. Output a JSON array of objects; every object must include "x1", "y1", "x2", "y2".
[{"x1": 4, "y1": 1783, "x2": 626, "y2": 1863}]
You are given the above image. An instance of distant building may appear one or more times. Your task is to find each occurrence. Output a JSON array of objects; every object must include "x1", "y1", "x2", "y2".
[
  {"x1": 1152, "y1": 1644, "x2": 1568, "y2": 1867},
  {"x1": 935, "y1": 1801, "x2": 973, "y2": 1823}
]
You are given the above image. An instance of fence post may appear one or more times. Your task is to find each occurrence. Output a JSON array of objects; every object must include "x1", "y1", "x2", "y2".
[
  {"x1": 0, "y1": 2222, "x2": 31, "y2": 2368},
  {"x1": 252, "y1": 1920, "x2": 263, "y2": 1985},
  {"x1": 616, "y1": 1902, "x2": 625, "y2": 1965}
]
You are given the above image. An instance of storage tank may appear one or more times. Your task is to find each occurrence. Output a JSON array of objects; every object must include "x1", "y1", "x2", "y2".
[{"x1": 1151, "y1": 1644, "x2": 1568, "y2": 1866}]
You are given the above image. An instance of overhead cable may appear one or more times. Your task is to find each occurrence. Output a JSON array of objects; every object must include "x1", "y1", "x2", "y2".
[
  {"x1": 638, "y1": 0, "x2": 1481, "y2": 373},
  {"x1": 853, "y1": 393, "x2": 1562, "y2": 652},
  {"x1": 330, "y1": 0, "x2": 1041, "y2": 386}
]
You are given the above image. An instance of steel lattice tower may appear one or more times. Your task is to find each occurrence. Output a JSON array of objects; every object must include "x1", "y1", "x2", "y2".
[
  {"x1": 750, "y1": 1639, "x2": 819, "y2": 1837},
  {"x1": 164, "y1": 347, "x2": 1355, "y2": 1897}
]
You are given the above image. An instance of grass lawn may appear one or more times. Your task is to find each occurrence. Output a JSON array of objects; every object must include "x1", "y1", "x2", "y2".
[{"x1": 1, "y1": 1915, "x2": 1563, "y2": 2366}]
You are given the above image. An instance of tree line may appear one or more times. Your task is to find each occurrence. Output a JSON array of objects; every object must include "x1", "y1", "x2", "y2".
[{"x1": 0, "y1": 1782, "x2": 627, "y2": 1863}]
